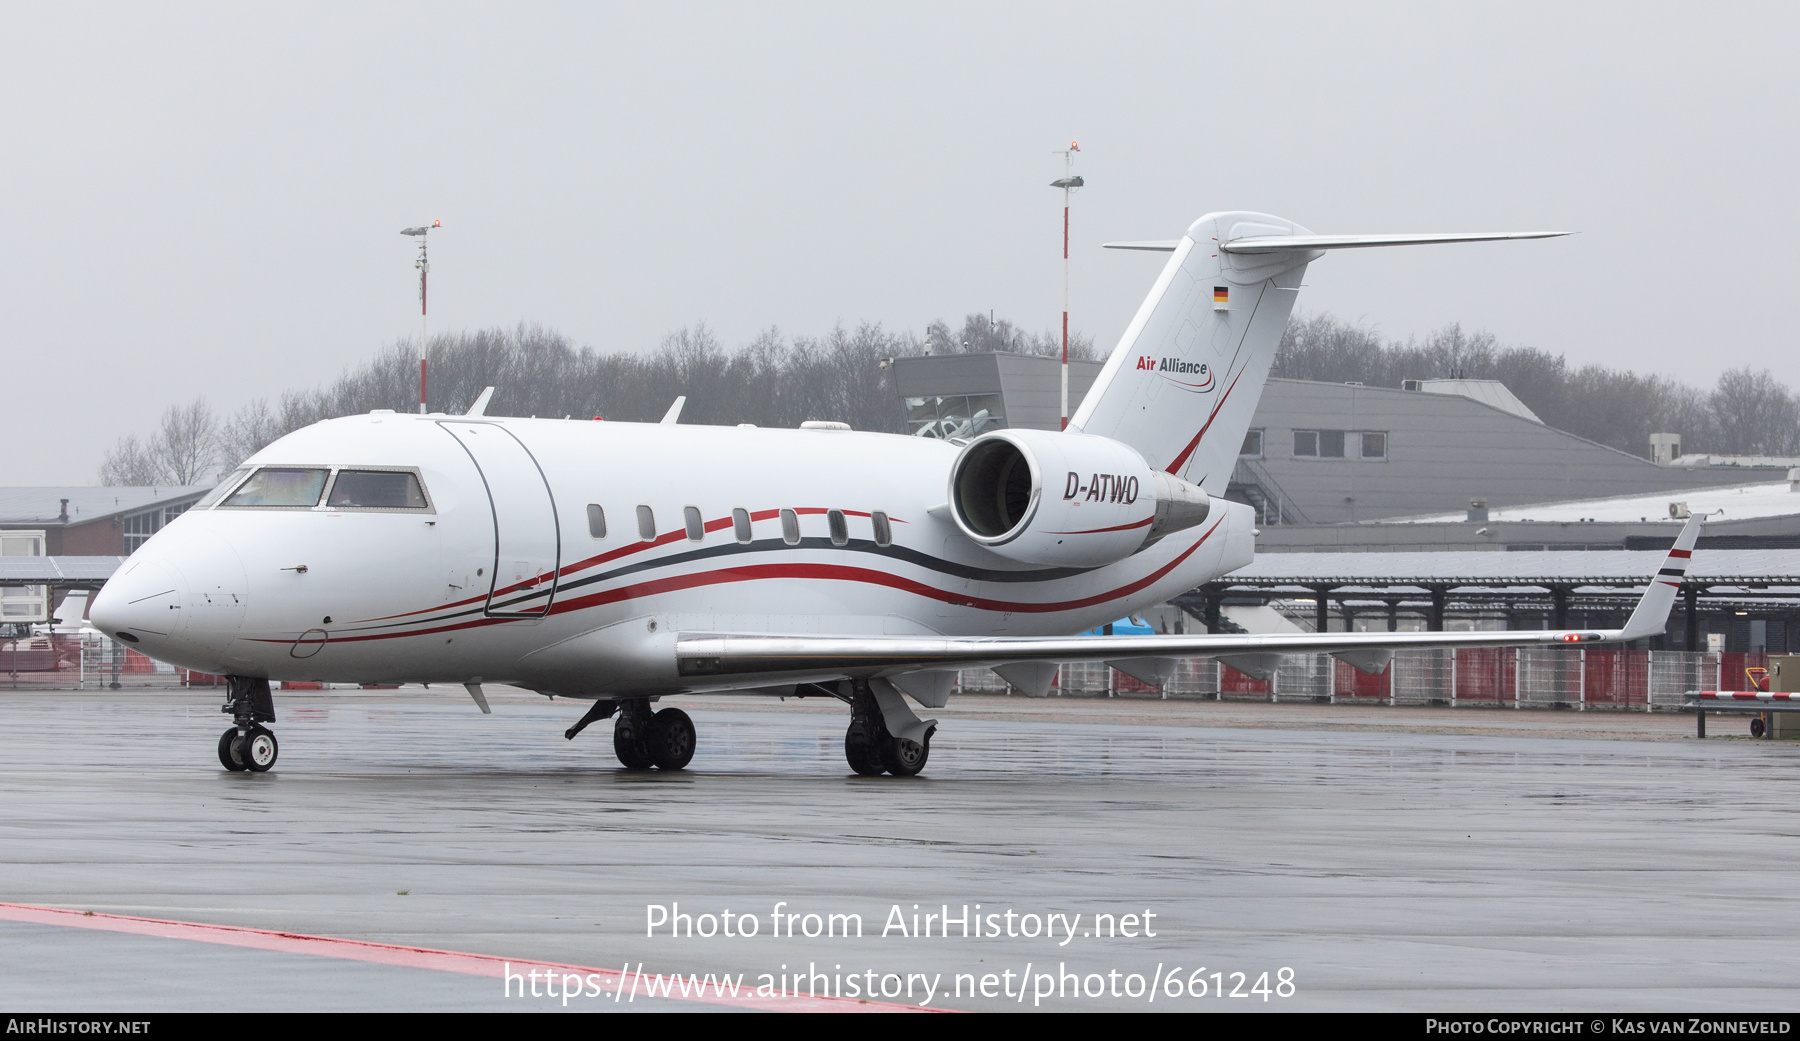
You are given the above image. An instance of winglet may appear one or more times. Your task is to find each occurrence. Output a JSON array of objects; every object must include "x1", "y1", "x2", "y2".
[
  {"x1": 661, "y1": 396, "x2": 686, "y2": 425},
  {"x1": 466, "y1": 387, "x2": 495, "y2": 417},
  {"x1": 1618, "y1": 513, "x2": 1705, "y2": 640}
]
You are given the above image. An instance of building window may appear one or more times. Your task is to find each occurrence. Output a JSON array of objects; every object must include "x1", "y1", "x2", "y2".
[
  {"x1": 1293, "y1": 430, "x2": 1380, "y2": 461},
  {"x1": 636, "y1": 505, "x2": 656, "y2": 541},
  {"x1": 780, "y1": 509, "x2": 800, "y2": 545},
  {"x1": 871, "y1": 511, "x2": 892, "y2": 547},
  {"x1": 1241, "y1": 429, "x2": 1263, "y2": 458},
  {"x1": 905, "y1": 394, "x2": 1006, "y2": 439},
  {"x1": 123, "y1": 503, "x2": 193, "y2": 554},
  {"x1": 732, "y1": 508, "x2": 752, "y2": 543},
  {"x1": 827, "y1": 509, "x2": 849, "y2": 546},
  {"x1": 683, "y1": 506, "x2": 704, "y2": 542},
  {"x1": 586, "y1": 504, "x2": 606, "y2": 539}
]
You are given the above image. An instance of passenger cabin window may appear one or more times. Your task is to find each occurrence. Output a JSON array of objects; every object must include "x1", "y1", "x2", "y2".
[
  {"x1": 223, "y1": 468, "x2": 330, "y2": 507},
  {"x1": 780, "y1": 509, "x2": 800, "y2": 545},
  {"x1": 586, "y1": 504, "x2": 606, "y2": 539},
  {"x1": 732, "y1": 508, "x2": 752, "y2": 543},
  {"x1": 636, "y1": 505, "x2": 656, "y2": 541},
  {"x1": 827, "y1": 509, "x2": 848, "y2": 546},
  {"x1": 684, "y1": 506, "x2": 704, "y2": 541},
  {"x1": 871, "y1": 511, "x2": 892, "y2": 547},
  {"x1": 327, "y1": 470, "x2": 428, "y2": 509}
]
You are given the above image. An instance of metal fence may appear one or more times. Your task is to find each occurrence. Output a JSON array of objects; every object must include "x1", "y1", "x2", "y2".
[
  {"x1": 957, "y1": 649, "x2": 1754, "y2": 712},
  {"x1": 1, "y1": 636, "x2": 1765, "y2": 712},
  {"x1": 1, "y1": 636, "x2": 225, "y2": 690}
]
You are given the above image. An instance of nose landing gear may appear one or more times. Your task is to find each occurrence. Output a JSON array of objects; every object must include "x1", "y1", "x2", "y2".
[{"x1": 219, "y1": 677, "x2": 278, "y2": 773}]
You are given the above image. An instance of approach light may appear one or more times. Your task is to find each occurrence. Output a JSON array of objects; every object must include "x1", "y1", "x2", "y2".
[{"x1": 1050, "y1": 176, "x2": 1085, "y2": 189}]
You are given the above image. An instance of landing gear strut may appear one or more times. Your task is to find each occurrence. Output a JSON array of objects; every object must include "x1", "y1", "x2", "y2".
[
  {"x1": 219, "y1": 676, "x2": 278, "y2": 773},
  {"x1": 610, "y1": 699, "x2": 696, "y2": 770},
  {"x1": 843, "y1": 679, "x2": 933, "y2": 777}
]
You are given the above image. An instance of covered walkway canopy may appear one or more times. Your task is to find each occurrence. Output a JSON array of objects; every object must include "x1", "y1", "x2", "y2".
[{"x1": 1188, "y1": 549, "x2": 1800, "y2": 649}]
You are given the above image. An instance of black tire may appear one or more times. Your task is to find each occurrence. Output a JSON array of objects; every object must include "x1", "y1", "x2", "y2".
[
  {"x1": 241, "y1": 727, "x2": 278, "y2": 772},
  {"x1": 647, "y1": 708, "x2": 696, "y2": 771},
  {"x1": 218, "y1": 728, "x2": 247, "y2": 772},
  {"x1": 879, "y1": 731, "x2": 931, "y2": 777},
  {"x1": 844, "y1": 726, "x2": 886, "y2": 776},
  {"x1": 1751, "y1": 716, "x2": 1767, "y2": 738},
  {"x1": 613, "y1": 715, "x2": 655, "y2": 769}
]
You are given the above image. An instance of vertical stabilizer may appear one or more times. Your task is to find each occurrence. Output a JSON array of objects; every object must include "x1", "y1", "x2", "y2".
[{"x1": 1072, "y1": 211, "x2": 1315, "y2": 493}]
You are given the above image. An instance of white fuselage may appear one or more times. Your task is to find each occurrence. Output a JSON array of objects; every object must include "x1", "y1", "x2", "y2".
[{"x1": 90, "y1": 412, "x2": 1255, "y2": 696}]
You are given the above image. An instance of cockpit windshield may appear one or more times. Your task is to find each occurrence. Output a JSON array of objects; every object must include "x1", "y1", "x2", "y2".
[
  {"x1": 222, "y1": 468, "x2": 330, "y2": 508},
  {"x1": 327, "y1": 470, "x2": 428, "y2": 509}
]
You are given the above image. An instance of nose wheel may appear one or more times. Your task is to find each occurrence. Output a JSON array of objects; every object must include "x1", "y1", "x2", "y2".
[
  {"x1": 219, "y1": 726, "x2": 279, "y2": 772},
  {"x1": 218, "y1": 728, "x2": 246, "y2": 771},
  {"x1": 218, "y1": 677, "x2": 278, "y2": 773}
]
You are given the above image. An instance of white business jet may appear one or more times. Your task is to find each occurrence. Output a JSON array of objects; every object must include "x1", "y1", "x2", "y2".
[{"x1": 90, "y1": 212, "x2": 1702, "y2": 776}]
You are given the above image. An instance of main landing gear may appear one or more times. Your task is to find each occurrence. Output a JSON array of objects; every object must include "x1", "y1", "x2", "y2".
[
  {"x1": 567, "y1": 698, "x2": 697, "y2": 771},
  {"x1": 843, "y1": 679, "x2": 934, "y2": 778},
  {"x1": 218, "y1": 676, "x2": 278, "y2": 773}
]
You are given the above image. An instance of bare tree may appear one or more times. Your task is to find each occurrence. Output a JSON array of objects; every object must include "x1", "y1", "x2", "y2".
[
  {"x1": 1710, "y1": 367, "x2": 1800, "y2": 454},
  {"x1": 154, "y1": 398, "x2": 220, "y2": 484},
  {"x1": 1269, "y1": 311, "x2": 1800, "y2": 459},
  {"x1": 218, "y1": 398, "x2": 285, "y2": 469},
  {"x1": 99, "y1": 435, "x2": 165, "y2": 486}
]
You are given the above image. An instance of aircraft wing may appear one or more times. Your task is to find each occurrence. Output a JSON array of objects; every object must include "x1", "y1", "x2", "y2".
[{"x1": 675, "y1": 515, "x2": 1702, "y2": 683}]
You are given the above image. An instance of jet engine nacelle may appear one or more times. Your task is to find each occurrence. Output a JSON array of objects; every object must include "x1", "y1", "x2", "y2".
[{"x1": 947, "y1": 429, "x2": 1210, "y2": 567}]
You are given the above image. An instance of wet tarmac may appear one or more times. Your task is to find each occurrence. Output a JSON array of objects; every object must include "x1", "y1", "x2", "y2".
[{"x1": 1, "y1": 687, "x2": 1796, "y2": 1012}]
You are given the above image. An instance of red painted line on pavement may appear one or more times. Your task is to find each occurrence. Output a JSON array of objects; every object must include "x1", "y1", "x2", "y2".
[{"x1": 0, "y1": 902, "x2": 946, "y2": 1013}]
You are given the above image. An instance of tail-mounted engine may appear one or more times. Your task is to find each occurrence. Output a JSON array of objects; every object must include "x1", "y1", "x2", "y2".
[{"x1": 947, "y1": 429, "x2": 1210, "y2": 567}]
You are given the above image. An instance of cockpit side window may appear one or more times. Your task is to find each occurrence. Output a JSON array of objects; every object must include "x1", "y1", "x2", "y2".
[
  {"x1": 327, "y1": 470, "x2": 429, "y2": 509},
  {"x1": 222, "y1": 468, "x2": 330, "y2": 508},
  {"x1": 195, "y1": 468, "x2": 252, "y2": 508}
]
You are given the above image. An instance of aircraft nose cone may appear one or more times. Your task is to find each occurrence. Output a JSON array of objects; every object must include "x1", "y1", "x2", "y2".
[
  {"x1": 90, "y1": 521, "x2": 248, "y2": 670},
  {"x1": 90, "y1": 557, "x2": 186, "y2": 645}
]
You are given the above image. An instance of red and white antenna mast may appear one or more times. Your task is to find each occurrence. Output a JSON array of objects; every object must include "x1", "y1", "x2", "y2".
[
  {"x1": 400, "y1": 220, "x2": 442, "y2": 413},
  {"x1": 1050, "y1": 143, "x2": 1083, "y2": 430}
]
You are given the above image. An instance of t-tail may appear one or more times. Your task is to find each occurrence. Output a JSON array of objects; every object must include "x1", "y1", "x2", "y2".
[{"x1": 1071, "y1": 212, "x2": 1567, "y2": 494}]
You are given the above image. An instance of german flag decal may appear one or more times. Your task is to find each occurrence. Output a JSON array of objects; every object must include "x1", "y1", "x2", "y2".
[{"x1": 1213, "y1": 286, "x2": 1229, "y2": 304}]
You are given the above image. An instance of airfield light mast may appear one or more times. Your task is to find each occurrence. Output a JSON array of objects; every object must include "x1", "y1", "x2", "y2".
[
  {"x1": 1050, "y1": 144, "x2": 1083, "y2": 430},
  {"x1": 400, "y1": 220, "x2": 442, "y2": 413}
]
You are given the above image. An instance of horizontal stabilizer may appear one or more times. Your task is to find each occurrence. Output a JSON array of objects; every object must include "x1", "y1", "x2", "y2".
[
  {"x1": 1102, "y1": 240, "x2": 1181, "y2": 252},
  {"x1": 1221, "y1": 231, "x2": 1569, "y2": 254}
]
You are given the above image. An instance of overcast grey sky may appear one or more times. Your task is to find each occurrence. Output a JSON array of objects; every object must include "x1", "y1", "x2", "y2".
[{"x1": 3, "y1": 2, "x2": 1796, "y2": 484}]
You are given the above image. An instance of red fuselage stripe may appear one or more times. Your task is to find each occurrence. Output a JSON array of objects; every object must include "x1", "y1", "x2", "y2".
[
  {"x1": 1046, "y1": 517, "x2": 1155, "y2": 535},
  {"x1": 277, "y1": 520, "x2": 1223, "y2": 645}
]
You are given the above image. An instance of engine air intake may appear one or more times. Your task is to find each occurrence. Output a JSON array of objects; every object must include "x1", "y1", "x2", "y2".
[{"x1": 952, "y1": 436, "x2": 1037, "y2": 539}]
